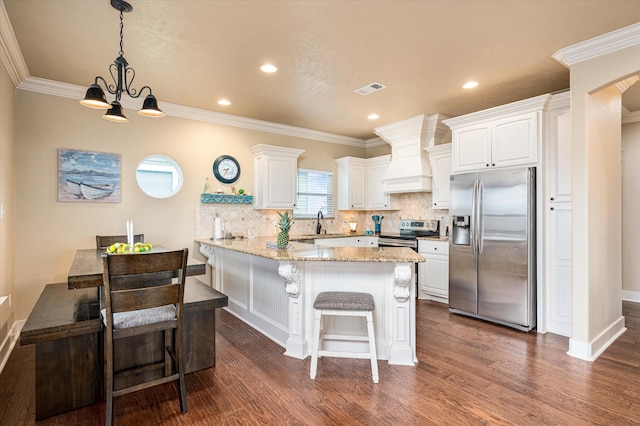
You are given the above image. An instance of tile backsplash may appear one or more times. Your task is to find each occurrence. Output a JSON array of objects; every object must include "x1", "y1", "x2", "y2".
[{"x1": 195, "y1": 192, "x2": 450, "y2": 240}]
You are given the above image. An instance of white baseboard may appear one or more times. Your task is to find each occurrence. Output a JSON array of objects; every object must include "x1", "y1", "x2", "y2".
[
  {"x1": 0, "y1": 319, "x2": 24, "y2": 375},
  {"x1": 622, "y1": 290, "x2": 640, "y2": 303},
  {"x1": 567, "y1": 315, "x2": 626, "y2": 361}
]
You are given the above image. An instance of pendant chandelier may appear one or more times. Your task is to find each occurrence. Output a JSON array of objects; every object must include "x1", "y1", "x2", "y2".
[{"x1": 80, "y1": 0, "x2": 164, "y2": 122}]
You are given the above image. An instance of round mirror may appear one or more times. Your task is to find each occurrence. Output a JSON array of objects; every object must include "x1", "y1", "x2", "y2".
[{"x1": 136, "y1": 155, "x2": 183, "y2": 198}]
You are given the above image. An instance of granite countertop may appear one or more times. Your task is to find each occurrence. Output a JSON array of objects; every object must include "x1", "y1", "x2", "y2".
[
  {"x1": 290, "y1": 233, "x2": 374, "y2": 240},
  {"x1": 196, "y1": 236, "x2": 425, "y2": 263},
  {"x1": 417, "y1": 235, "x2": 449, "y2": 242}
]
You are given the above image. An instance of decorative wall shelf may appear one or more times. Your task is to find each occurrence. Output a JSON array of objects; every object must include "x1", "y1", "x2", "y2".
[{"x1": 201, "y1": 194, "x2": 253, "y2": 204}]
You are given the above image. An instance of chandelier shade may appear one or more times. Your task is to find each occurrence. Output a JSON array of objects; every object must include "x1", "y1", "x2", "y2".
[
  {"x1": 80, "y1": 0, "x2": 163, "y2": 121},
  {"x1": 139, "y1": 94, "x2": 165, "y2": 117},
  {"x1": 103, "y1": 101, "x2": 129, "y2": 122},
  {"x1": 80, "y1": 84, "x2": 110, "y2": 109}
]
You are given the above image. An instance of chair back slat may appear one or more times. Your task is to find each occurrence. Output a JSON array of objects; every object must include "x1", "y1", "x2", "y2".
[
  {"x1": 110, "y1": 283, "x2": 180, "y2": 313},
  {"x1": 102, "y1": 249, "x2": 188, "y2": 313},
  {"x1": 96, "y1": 234, "x2": 144, "y2": 249},
  {"x1": 105, "y1": 251, "x2": 185, "y2": 276}
]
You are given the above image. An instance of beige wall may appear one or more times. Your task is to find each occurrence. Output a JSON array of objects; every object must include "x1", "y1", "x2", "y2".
[
  {"x1": 622, "y1": 120, "x2": 640, "y2": 293},
  {"x1": 13, "y1": 90, "x2": 366, "y2": 319},
  {"x1": 568, "y1": 43, "x2": 640, "y2": 356},
  {"x1": 0, "y1": 54, "x2": 16, "y2": 346}
]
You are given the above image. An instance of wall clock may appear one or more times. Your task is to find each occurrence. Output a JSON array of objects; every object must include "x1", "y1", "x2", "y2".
[{"x1": 213, "y1": 155, "x2": 240, "y2": 184}]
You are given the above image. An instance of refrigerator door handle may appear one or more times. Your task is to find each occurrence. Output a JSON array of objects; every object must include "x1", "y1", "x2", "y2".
[
  {"x1": 478, "y1": 179, "x2": 484, "y2": 255},
  {"x1": 471, "y1": 179, "x2": 478, "y2": 254}
]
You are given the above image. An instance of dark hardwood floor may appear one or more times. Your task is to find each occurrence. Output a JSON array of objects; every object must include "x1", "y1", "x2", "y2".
[{"x1": 2, "y1": 300, "x2": 640, "y2": 425}]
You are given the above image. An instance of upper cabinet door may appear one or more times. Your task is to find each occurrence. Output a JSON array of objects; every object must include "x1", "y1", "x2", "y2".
[
  {"x1": 251, "y1": 144, "x2": 304, "y2": 209},
  {"x1": 446, "y1": 94, "x2": 549, "y2": 174},
  {"x1": 348, "y1": 164, "x2": 366, "y2": 209},
  {"x1": 452, "y1": 125, "x2": 491, "y2": 173},
  {"x1": 547, "y1": 110, "x2": 572, "y2": 203},
  {"x1": 491, "y1": 112, "x2": 539, "y2": 168}
]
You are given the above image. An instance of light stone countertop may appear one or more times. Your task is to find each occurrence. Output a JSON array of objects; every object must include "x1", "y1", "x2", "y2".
[
  {"x1": 417, "y1": 235, "x2": 449, "y2": 242},
  {"x1": 196, "y1": 236, "x2": 425, "y2": 263}
]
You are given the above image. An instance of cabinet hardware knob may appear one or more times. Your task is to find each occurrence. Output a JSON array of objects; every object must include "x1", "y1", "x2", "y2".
[
  {"x1": 486, "y1": 164, "x2": 489, "y2": 167},
  {"x1": 550, "y1": 207, "x2": 555, "y2": 211},
  {"x1": 492, "y1": 163, "x2": 495, "y2": 167},
  {"x1": 550, "y1": 197, "x2": 554, "y2": 201}
]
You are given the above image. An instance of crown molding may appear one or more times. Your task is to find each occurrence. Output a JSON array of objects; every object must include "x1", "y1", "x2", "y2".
[
  {"x1": 443, "y1": 94, "x2": 551, "y2": 129},
  {"x1": 615, "y1": 75, "x2": 640, "y2": 93},
  {"x1": 0, "y1": 0, "x2": 29, "y2": 86},
  {"x1": 16, "y1": 77, "x2": 368, "y2": 147},
  {"x1": 623, "y1": 110, "x2": 640, "y2": 124},
  {"x1": 2, "y1": 0, "x2": 366, "y2": 148},
  {"x1": 363, "y1": 136, "x2": 386, "y2": 148},
  {"x1": 553, "y1": 22, "x2": 640, "y2": 68}
]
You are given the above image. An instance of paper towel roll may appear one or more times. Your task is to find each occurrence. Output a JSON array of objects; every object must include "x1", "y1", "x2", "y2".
[{"x1": 214, "y1": 218, "x2": 222, "y2": 240}]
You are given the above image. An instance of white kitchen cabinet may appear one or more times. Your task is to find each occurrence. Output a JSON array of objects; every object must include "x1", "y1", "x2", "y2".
[
  {"x1": 366, "y1": 156, "x2": 400, "y2": 210},
  {"x1": 355, "y1": 236, "x2": 378, "y2": 247},
  {"x1": 546, "y1": 203, "x2": 572, "y2": 337},
  {"x1": 546, "y1": 98, "x2": 572, "y2": 204},
  {"x1": 314, "y1": 237, "x2": 355, "y2": 247},
  {"x1": 314, "y1": 236, "x2": 378, "y2": 247},
  {"x1": 444, "y1": 94, "x2": 549, "y2": 174},
  {"x1": 426, "y1": 144, "x2": 452, "y2": 209},
  {"x1": 335, "y1": 157, "x2": 366, "y2": 210},
  {"x1": 418, "y1": 240, "x2": 449, "y2": 303},
  {"x1": 335, "y1": 155, "x2": 399, "y2": 211},
  {"x1": 544, "y1": 91, "x2": 572, "y2": 337},
  {"x1": 250, "y1": 144, "x2": 304, "y2": 209}
]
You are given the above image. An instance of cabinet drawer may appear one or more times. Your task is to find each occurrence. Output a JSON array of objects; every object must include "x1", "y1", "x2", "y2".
[{"x1": 418, "y1": 240, "x2": 449, "y2": 255}]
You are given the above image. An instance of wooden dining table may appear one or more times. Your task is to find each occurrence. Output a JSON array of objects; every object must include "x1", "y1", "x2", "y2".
[
  {"x1": 67, "y1": 245, "x2": 206, "y2": 289},
  {"x1": 21, "y1": 244, "x2": 226, "y2": 420}
]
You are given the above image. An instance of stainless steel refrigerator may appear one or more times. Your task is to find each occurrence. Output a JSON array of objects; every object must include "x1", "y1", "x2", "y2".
[{"x1": 448, "y1": 167, "x2": 536, "y2": 331}]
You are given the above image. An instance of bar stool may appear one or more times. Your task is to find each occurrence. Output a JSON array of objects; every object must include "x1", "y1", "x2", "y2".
[{"x1": 310, "y1": 291, "x2": 379, "y2": 383}]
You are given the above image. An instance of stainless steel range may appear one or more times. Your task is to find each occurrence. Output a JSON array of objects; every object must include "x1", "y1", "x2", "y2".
[
  {"x1": 378, "y1": 219, "x2": 440, "y2": 250},
  {"x1": 378, "y1": 219, "x2": 440, "y2": 295}
]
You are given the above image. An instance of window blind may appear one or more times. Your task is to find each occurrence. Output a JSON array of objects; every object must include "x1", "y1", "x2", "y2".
[{"x1": 294, "y1": 169, "x2": 334, "y2": 218}]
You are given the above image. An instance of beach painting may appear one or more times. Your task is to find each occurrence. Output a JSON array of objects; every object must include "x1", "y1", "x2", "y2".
[{"x1": 58, "y1": 148, "x2": 121, "y2": 203}]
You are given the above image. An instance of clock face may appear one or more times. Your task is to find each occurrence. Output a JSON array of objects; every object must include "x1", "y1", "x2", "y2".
[{"x1": 213, "y1": 155, "x2": 240, "y2": 184}]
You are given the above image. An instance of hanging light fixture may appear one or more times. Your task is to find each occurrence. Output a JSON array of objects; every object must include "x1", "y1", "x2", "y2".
[{"x1": 80, "y1": 0, "x2": 164, "y2": 122}]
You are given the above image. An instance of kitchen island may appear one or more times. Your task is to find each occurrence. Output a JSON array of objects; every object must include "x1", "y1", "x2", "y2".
[{"x1": 196, "y1": 236, "x2": 425, "y2": 366}]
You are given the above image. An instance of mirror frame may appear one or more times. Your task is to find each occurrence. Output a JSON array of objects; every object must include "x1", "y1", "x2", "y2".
[{"x1": 135, "y1": 154, "x2": 184, "y2": 199}]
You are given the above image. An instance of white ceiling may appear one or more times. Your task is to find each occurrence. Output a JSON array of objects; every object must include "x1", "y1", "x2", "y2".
[{"x1": 4, "y1": 0, "x2": 640, "y2": 140}]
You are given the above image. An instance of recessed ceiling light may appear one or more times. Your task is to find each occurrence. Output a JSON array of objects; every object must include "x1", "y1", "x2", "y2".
[
  {"x1": 217, "y1": 99, "x2": 231, "y2": 106},
  {"x1": 368, "y1": 114, "x2": 380, "y2": 120},
  {"x1": 260, "y1": 64, "x2": 278, "y2": 73},
  {"x1": 462, "y1": 81, "x2": 479, "y2": 89}
]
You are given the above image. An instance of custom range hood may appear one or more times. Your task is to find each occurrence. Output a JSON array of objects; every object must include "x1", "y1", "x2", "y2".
[{"x1": 374, "y1": 114, "x2": 450, "y2": 194}]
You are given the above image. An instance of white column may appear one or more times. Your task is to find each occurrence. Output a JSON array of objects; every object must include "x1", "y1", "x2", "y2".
[
  {"x1": 279, "y1": 262, "x2": 307, "y2": 359},
  {"x1": 389, "y1": 263, "x2": 417, "y2": 365}
]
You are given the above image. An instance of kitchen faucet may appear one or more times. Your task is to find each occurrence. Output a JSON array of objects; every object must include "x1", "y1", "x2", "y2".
[{"x1": 316, "y1": 211, "x2": 324, "y2": 234}]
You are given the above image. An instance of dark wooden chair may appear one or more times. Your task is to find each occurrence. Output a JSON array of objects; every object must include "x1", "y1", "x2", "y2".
[
  {"x1": 96, "y1": 234, "x2": 144, "y2": 249},
  {"x1": 101, "y1": 248, "x2": 189, "y2": 426}
]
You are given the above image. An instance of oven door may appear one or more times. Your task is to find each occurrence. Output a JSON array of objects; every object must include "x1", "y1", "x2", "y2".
[{"x1": 378, "y1": 237, "x2": 418, "y2": 250}]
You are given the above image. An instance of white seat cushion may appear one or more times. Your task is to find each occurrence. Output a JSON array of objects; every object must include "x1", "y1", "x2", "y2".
[{"x1": 101, "y1": 305, "x2": 176, "y2": 329}]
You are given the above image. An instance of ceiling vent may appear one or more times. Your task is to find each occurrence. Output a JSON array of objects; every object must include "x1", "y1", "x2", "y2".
[{"x1": 354, "y1": 82, "x2": 387, "y2": 95}]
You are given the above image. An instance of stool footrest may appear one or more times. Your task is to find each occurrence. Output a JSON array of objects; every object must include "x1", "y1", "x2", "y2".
[
  {"x1": 321, "y1": 333, "x2": 370, "y2": 342},
  {"x1": 318, "y1": 350, "x2": 373, "y2": 359}
]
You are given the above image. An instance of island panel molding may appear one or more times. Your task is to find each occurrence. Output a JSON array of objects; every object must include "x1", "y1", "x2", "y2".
[
  {"x1": 393, "y1": 264, "x2": 413, "y2": 302},
  {"x1": 279, "y1": 262, "x2": 302, "y2": 297},
  {"x1": 198, "y1": 243, "x2": 216, "y2": 267}
]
